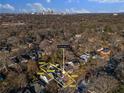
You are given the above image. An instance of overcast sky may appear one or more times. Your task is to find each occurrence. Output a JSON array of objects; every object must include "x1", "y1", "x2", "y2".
[{"x1": 0, "y1": 0, "x2": 124, "y2": 13}]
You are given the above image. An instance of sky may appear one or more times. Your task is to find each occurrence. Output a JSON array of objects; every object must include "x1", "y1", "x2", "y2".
[{"x1": 0, "y1": 0, "x2": 124, "y2": 13}]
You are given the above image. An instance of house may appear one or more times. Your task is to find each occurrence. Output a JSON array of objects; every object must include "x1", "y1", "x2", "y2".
[
  {"x1": 20, "y1": 53, "x2": 31, "y2": 63},
  {"x1": 75, "y1": 34, "x2": 82, "y2": 38},
  {"x1": 65, "y1": 62, "x2": 74, "y2": 67},
  {"x1": 72, "y1": 59, "x2": 80, "y2": 65},
  {"x1": 80, "y1": 53, "x2": 90, "y2": 63},
  {"x1": 11, "y1": 56, "x2": 20, "y2": 63},
  {"x1": 65, "y1": 59, "x2": 80, "y2": 73},
  {"x1": 11, "y1": 52, "x2": 31, "y2": 63},
  {"x1": 0, "y1": 43, "x2": 12, "y2": 52},
  {"x1": 105, "y1": 57, "x2": 119, "y2": 75},
  {"x1": 28, "y1": 49, "x2": 42, "y2": 62},
  {"x1": 33, "y1": 82, "x2": 45, "y2": 93},
  {"x1": 90, "y1": 51, "x2": 98, "y2": 59},
  {"x1": 21, "y1": 54, "x2": 30, "y2": 59},
  {"x1": 65, "y1": 62, "x2": 74, "y2": 73},
  {"x1": 40, "y1": 75, "x2": 49, "y2": 84},
  {"x1": 97, "y1": 48, "x2": 111, "y2": 60},
  {"x1": 77, "y1": 80, "x2": 88, "y2": 93},
  {"x1": 56, "y1": 78, "x2": 65, "y2": 87}
]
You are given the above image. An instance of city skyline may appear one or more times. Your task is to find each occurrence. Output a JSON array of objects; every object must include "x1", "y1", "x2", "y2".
[{"x1": 0, "y1": 0, "x2": 124, "y2": 13}]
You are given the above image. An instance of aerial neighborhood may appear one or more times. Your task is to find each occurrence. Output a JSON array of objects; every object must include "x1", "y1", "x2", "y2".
[{"x1": 0, "y1": 14, "x2": 124, "y2": 93}]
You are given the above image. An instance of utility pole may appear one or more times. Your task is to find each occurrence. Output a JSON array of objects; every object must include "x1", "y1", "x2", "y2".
[
  {"x1": 62, "y1": 48, "x2": 65, "y2": 74},
  {"x1": 57, "y1": 44, "x2": 70, "y2": 74}
]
